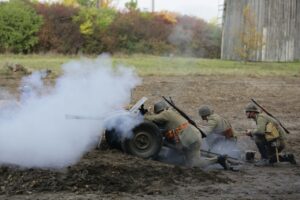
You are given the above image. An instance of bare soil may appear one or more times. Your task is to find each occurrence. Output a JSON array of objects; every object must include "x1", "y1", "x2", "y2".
[{"x1": 0, "y1": 74, "x2": 300, "y2": 199}]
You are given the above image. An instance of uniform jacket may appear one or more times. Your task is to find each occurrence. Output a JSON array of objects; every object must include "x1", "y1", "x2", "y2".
[
  {"x1": 203, "y1": 113, "x2": 233, "y2": 136},
  {"x1": 145, "y1": 109, "x2": 201, "y2": 148},
  {"x1": 252, "y1": 113, "x2": 287, "y2": 140}
]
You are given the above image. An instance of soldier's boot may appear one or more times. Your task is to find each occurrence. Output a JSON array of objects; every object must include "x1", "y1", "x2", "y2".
[
  {"x1": 285, "y1": 154, "x2": 297, "y2": 165},
  {"x1": 217, "y1": 155, "x2": 230, "y2": 170},
  {"x1": 269, "y1": 154, "x2": 297, "y2": 165}
]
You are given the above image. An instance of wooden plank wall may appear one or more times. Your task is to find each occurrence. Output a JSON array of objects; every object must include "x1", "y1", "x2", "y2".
[{"x1": 221, "y1": 0, "x2": 300, "y2": 61}]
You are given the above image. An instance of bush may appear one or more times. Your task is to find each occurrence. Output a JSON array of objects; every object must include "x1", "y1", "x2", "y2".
[
  {"x1": 0, "y1": 0, "x2": 43, "y2": 53},
  {"x1": 34, "y1": 3, "x2": 83, "y2": 54},
  {"x1": 107, "y1": 11, "x2": 174, "y2": 54},
  {"x1": 73, "y1": 7, "x2": 117, "y2": 54}
]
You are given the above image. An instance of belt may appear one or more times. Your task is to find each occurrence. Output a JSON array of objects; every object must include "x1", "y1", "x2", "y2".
[{"x1": 165, "y1": 122, "x2": 189, "y2": 143}]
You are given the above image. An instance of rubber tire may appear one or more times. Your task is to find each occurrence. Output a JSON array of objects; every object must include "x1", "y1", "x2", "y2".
[{"x1": 122, "y1": 121, "x2": 163, "y2": 159}]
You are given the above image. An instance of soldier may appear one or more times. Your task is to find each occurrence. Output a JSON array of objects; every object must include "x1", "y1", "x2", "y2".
[
  {"x1": 145, "y1": 101, "x2": 230, "y2": 170},
  {"x1": 198, "y1": 105, "x2": 236, "y2": 150},
  {"x1": 245, "y1": 103, "x2": 296, "y2": 166}
]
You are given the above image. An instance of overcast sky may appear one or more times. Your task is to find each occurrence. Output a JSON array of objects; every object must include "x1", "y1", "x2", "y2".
[{"x1": 116, "y1": 0, "x2": 224, "y2": 21}]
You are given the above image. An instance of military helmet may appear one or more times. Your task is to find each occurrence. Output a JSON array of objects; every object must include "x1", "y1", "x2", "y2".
[
  {"x1": 245, "y1": 103, "x2": 259, "y2": 113},
  {"x1": 154, "y1": 101, "x2": 168, "y2": 114},
  {"x1": 198, "y1": 105, "x2": 212, "y2": 117}
]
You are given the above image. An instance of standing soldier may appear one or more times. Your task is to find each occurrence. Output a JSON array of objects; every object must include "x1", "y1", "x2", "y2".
[
  {"x1": 198, "y1": 105, "x2": 236, "y2": 150},
  {"x1": 244, "y1": 103, "x2": 296, "y2": 166},
  {"x1": 145, "y1": 101, "x2": 230, "y2": 170}
]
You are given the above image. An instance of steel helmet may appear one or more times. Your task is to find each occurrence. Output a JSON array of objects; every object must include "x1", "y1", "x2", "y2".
[
  {"x1": 198, "y1": 105, "x2": 212, "y2": 117},
  {"x1": 154, "y1": 101, "x2": 168, "y2": 114},
  {"x1": 245, "y1": 103, "x2": 259, "y2": 113}
]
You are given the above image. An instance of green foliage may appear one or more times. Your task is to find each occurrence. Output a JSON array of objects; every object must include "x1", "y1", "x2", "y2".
[
  {"x1": 74, "y1": 7, "x2": 117, "y2": 35},
  {"x1": 76, "y1": 0, "x2": 96, "y2": 7},
  {"x1": 0, "y1": 0, "x2": 43, "y2": 53},
  {"x1": 125, "y1": 0, "x2": 138, "y2": 11},
  {"x1": 0, "y1": 1, "x2": 222, "y2": 57},
  {"x1": 72, "y1": 7, "x2": 117, "y2": 53},
  {"x1": 108, "y1": 11, "x2": 174, "y2": 54}
]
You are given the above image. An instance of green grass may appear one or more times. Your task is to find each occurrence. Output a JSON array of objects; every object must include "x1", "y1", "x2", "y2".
[{"x1": 0, "y1": 54, "x2": 299, "y2": 76}]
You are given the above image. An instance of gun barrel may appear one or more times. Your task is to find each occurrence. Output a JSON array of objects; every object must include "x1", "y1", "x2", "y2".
[{"x1": 65, "y1": 114, "x2": 104, "y2": 120}]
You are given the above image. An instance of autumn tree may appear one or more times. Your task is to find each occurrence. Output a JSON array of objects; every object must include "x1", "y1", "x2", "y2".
[{"x1": 35, "y1": 3, "x2": 83, "y2": 54}]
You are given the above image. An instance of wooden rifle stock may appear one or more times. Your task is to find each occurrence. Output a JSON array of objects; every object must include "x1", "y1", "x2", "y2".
[
  {"x1": 251, "y1": 98, "x2": 290, "y2": 134},
  {"x1": 162, "y1": 96, "x2": 207, "y2": 138}
]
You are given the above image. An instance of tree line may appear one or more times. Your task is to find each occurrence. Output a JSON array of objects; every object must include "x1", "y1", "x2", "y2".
[{"x1": 0, "y1": 0, "x2": 221, "y2": 58}]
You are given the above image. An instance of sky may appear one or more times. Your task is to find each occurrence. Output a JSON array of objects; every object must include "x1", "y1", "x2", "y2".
[{"x1": 116, "y1": 0, "x2": 224, "y2": 22}]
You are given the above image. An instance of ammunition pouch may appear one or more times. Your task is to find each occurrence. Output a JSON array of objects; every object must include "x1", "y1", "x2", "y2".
[
  {"x1": 165, "y1": 122, "x2": 188, "y2": 143},
  {"x1": 223, "y1": 128, "x2": 234, "y2": 139},
  {"x1": 265, "y1": 122, "x2": 280, "y2": 142}
]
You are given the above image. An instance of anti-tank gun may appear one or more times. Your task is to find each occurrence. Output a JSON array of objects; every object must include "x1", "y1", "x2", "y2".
[
  {"x1": 104, "y1": 97, "x2": 163, "y2": 159},
  {"x1": 105, "y1": 97, "x2": 244, "y2": 163}
]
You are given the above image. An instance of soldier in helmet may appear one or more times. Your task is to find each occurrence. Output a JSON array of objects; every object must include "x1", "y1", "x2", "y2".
[
  {"x1": 198, "y1": 105, "x2": 236, "y2": 150},
  {"x1": 145, "y1": 101, "x2": 230, "y2": 170},
  {"x1": 245, "y1": 103, "x2": 296, "y2": 166}
]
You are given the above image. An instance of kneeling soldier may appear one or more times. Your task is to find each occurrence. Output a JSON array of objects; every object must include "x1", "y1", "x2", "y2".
[
  {"x1": 245, "y1": 103, "x2": 296, "y2": 166},
  {"x1": 198, "y1": 105, "x2": 236, "y2": 150}
]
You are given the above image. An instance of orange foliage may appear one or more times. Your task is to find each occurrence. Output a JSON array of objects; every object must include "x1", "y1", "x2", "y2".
[{"x1": 155, "y1": 11, "x2": 177, "y2": 24}]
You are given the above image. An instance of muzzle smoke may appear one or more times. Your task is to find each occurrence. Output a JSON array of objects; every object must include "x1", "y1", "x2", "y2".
[{"x1": 0, "y1": 55, "x2": 141, "y2": 168}]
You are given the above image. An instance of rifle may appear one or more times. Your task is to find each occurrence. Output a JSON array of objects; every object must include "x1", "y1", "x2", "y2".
[
  {"x1": 200, "y1": 149, "x2": 244, "y2": 164},
  {"x1": 162, "y1": 96, "x2": 206, "y2": 138},
  {"x1": 251, "y1": 98, "x2": 290, "y2": 134}
]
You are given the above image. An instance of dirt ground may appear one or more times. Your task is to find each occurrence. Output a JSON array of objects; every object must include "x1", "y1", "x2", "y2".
[{"x1": 0, "y1": 74, "x2": 300, "y2": 199}]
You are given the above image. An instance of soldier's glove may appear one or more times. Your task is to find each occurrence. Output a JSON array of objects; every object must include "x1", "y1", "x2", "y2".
[{"x1": 139, "y1": 104, "x2": 148, "y2": 115}]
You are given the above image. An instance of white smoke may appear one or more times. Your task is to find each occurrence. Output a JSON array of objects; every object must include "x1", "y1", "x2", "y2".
[{"x1": 0, "y1": 54, "x2": 141, "y2": 168}]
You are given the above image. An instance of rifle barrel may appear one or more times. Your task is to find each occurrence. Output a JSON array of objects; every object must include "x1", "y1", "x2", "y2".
[
  {"x1": 162, "y1": 96, "x2": 206, "y2": 138},
  {"x1": 251, "y1": 98, "x2": 290, "y2": 134}
]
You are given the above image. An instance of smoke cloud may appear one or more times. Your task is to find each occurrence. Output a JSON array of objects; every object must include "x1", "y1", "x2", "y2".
[
  {"x1": 0, "y1": 54, "x2": 141, "y2": 169},
  {"x1": 202, "y1": 134, "x2": 243, "y2": 159}
]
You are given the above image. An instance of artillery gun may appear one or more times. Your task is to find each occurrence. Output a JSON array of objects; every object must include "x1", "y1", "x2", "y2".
[{"x1": 105, "y1": 97, "x2": 163, "y2": 159}]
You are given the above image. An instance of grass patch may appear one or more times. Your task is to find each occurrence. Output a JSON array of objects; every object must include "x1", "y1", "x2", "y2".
[{"x1": 0, "y1": 54, "x2": 299, "y2": 76}]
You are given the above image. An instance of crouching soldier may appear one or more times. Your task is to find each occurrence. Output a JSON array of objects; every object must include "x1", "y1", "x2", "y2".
[
  {"x1": 145, "y1": 101, "x2": 230, "y2": 170},
  {"x1": 198, "y1": 105, "x2": 236, "y2": 150},
  {"x1": 245, "y1": 103, "x2": 296, "y2": 166}
]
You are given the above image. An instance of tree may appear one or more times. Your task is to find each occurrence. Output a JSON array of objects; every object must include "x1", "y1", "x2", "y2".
[
  {"x1": 125, "y1": 0, "x2": 137, "y2": 12},
  {"x1": 0, "y1": 0, "x2": 43, "y2": 53},
  {"x1": 73, "y1": 7, "x2": 117, "y2": 53},
  {"x1": 236, "y1": 5, "x2": 264, "y2": 62},
  {"x1": 34, "y1": 3, "x2": 83, "y2": 54}
]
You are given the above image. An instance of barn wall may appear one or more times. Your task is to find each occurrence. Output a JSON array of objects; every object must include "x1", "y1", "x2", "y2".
[{"x1": 221, "y1": 0, "x2": 300, "y2": 61}]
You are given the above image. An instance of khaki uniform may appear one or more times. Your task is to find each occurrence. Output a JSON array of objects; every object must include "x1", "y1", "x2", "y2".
[
  {"x1": 145, "y1": 109, "x2": 217, "y2": 168},
  {"x1": 252, "y1": 113, "x2": 287, "y2": 159},
  {"x1": 203, "y1": 113, "x2": 234, "y2": 137}
]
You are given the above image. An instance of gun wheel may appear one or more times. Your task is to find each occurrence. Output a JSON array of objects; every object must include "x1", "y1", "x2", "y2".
[{"x1": 122, "y1": 121, "x2": 162, "y2": 159}]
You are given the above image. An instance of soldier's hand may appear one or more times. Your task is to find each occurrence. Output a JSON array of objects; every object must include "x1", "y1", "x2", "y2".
[
  {"x1": 139, "y1": 104, "x2": 148, "y2": 115},
  {"x1": 245, "y1": 129, "x2": 252, "y2": 137}
]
